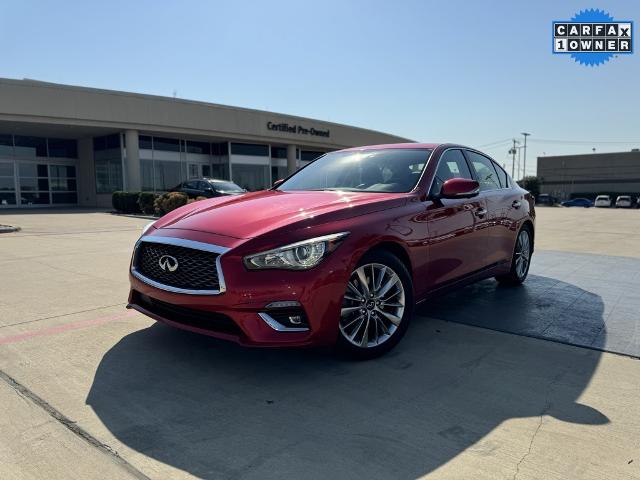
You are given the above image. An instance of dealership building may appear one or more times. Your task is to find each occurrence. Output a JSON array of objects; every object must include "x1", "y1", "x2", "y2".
[
  {"x1": 0, "y1": 78, "x2": 410, "y2": 208},
  {"x1": 537, "y1": 150, "x2": 640, "y2": 199}
]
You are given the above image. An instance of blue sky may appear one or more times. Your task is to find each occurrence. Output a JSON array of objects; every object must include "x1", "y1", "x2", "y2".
[{"x1": 2, "y1": 0, "x2": 639, "y2": 176}]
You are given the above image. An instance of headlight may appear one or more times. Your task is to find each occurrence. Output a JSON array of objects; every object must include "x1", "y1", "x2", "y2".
[
  {"x1": 141, "y1": 221, "x2": 155, "y2": 236},
  {"x1": 243, "y1": 232, "x2": 349, "y2": 270}
]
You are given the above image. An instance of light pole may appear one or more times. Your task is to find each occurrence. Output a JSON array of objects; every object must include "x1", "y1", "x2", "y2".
[
  {"x1": 521, "y1": 132, "x2": 531, "y2": 180},
  {"x1": 508, "y1": 139, "x2": 519, "y2": 178}
]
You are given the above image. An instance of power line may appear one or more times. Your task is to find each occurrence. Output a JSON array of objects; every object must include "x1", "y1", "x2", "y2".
[
  {"x1": 477, "y1": 138, "x2": 512, "y2": 148},
  {"x1": 530, "y1": 138, "x2": 640, "y2": 145}
]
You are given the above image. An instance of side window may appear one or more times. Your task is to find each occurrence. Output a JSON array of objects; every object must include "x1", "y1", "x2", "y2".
[
  {"x1": 466, "y1": 151, "x2": 501, "y2": 191},
  {"x1": 430, "y1": 149, "x2": 473, "y2": 196},
  {"x1": 185, "y1": 181, "x2": 198, "y2": 189},
  {"x1": 492, "y1": 161, "x2": 509, "y2": 188},
  {"x1": 198, "y1": 181, "x2": 211, "y2": 190}
]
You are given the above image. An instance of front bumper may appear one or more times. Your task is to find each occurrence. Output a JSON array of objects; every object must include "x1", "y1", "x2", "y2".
[{"x1": 128, "y1": 230, "x2": 350, "y2": 348}]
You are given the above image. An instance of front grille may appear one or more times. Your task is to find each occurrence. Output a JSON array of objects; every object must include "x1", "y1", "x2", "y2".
[
  {"x1": 132, "y1": 291, "x2": 242, "y2": 336},
  {"x1": 135, "y1": 241, "x2": 220, "y2": 291}
]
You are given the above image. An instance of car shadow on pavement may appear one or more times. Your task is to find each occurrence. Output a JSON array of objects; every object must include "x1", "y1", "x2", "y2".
[{"x1": 87, "y1": 275, "x2": 607, "y2": 480}]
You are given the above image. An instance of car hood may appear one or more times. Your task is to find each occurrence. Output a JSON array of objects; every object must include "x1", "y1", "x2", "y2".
[{"x1": 153, "y1": 190, "x2": 407, "y2": 239}]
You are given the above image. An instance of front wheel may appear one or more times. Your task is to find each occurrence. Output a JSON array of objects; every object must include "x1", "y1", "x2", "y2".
[
  {"x1": 335, "y1": 250, "x2": 413, "y2": 359},
  {"x1": 495, "y1": 225, "x2": 533, "y2": 285}
]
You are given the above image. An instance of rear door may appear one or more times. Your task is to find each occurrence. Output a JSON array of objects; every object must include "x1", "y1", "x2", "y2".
[
  {"x1": 465, "y1": 150, "x2": 520, "y2": 266},
  {"x1": 423, "y1": 148, "x2": 488, "y2": 287}
]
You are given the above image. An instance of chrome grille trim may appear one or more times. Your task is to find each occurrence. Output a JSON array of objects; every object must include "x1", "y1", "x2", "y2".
[{"x1": 131, "y1": 235, "x2": 230, "y2": 295}]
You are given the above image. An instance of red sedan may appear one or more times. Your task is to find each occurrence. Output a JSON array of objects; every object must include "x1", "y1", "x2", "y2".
[{"x1": 128, "y1": 143, "x2": 535, "y2": 358}]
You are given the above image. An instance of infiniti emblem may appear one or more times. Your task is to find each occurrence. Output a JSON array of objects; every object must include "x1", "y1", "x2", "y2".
[{"x1": 158, "y1": 255, "x2": 179, "y2": 272}]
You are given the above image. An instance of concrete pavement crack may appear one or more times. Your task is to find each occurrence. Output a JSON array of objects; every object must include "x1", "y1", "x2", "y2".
[
  {"x1": 512, "y1": 370, "x2": 565, "y2": 480},
  {"x1": 512, "y1": 405, "x2": 548, "y2": 480},
  {"x1": 0, "y1": 369, "x2": 151, "y2": 480},
  {"x1": 0, "y1": 303, "x2": 127, "y2": 329}
]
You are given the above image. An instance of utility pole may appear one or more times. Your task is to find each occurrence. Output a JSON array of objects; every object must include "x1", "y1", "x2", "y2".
[
  {"x1": 508, "y1": 139, "x2": 519, "y2": 178},
  {"x1": 521, "y1": 132, "x2": 531, "y2": 179}
]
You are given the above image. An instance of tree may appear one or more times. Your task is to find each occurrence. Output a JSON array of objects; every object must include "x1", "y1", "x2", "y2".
[{"x1": 517, "y1": 176, "x2": 540, "y2": 198}]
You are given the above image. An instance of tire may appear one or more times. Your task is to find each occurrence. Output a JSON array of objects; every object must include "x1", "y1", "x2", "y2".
[
  {"x1": 495, "y1": 224, "x2": 533, "y2": 286},
  {"x1": 335, "y1": 249, "x2": 413, "y2": 360}
]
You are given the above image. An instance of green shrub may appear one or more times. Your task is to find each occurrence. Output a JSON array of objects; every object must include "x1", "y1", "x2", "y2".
[
  {"x1": 187, "y1": 196, "x2": 208, "y2": 204},
  {"x1": 137, "y1": 192, "x2": 159, "y2": 215},
  {"x1": 112, "y1": 191, "x2": 141, "y2": 213},
  {"x1": 154, "y1": 192, "x2": 189, "y2": 216}
]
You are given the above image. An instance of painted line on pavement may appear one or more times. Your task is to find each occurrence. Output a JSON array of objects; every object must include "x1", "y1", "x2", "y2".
[{"x1": 0, "y1": 310, "x2": 139, "y2": 346}]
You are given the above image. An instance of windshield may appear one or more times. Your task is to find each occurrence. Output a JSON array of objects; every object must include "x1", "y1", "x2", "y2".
[
  {"x1": 278, "y1": 148, "x2": 432, "y2": 193},
  {"x1": 212, "y1": 181, "x2": 245, "y2": 193}
]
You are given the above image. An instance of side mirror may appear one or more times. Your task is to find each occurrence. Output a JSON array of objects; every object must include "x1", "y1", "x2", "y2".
[
  {"x1": 272, "y1": 179, "x2": 284, "y2": 189},
  {"x1": 440, "y1": 178, "x2": 480, "y2": 199}
]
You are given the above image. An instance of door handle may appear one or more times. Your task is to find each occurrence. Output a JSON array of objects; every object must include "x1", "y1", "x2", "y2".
[
  {"x1": 474, "y1": 208, "x2": 487, "y2": 218},
  {"x1": 512, "y1": 200, "x2": 522, "y2": 209}
]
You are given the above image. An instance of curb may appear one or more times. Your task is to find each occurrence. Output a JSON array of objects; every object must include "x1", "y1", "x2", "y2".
[{"x1": 109, "y1": 212, "x2": 159, "y2": 221}]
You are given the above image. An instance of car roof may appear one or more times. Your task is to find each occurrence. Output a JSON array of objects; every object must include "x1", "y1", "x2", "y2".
[
  {"x1": 202, "y1": 178, "x2": 237, "y2": 183},
  {"x1": 338, "y1": 142, "x2": 444, "y2": 152}
]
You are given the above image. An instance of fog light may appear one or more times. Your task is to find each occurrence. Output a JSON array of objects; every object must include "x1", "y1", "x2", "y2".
[{"x1": 258, "y1": 302, "x2": 309, "y2": 332}]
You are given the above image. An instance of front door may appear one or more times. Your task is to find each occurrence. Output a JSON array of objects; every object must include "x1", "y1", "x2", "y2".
[
  {"x1": 423, "y1": 149, "x2": 488, "y2": 288},
  {"x1": 465, "y1": 150, "x2": 515, "y2": 266}
]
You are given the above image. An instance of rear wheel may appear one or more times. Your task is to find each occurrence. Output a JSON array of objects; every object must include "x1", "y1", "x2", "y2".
[
  {"x1": 495, "y1": 225, "x2": 532, "y2": 285},
  {"x1": 336, "y1": 250, "x2": 413, "y2": 359}
]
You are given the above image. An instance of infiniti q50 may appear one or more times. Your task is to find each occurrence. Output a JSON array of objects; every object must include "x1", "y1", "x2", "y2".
[{"x1": 128, "y1": 144, "x2": 535, "y2": 358}]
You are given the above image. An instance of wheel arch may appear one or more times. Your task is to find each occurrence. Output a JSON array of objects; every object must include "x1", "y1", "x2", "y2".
[
  {"x1": 365, "y1": 241, "x2": 413, "y2": 276},
  {"x1": 521, "y1": 219, "x2": 535, "y2": 252}
]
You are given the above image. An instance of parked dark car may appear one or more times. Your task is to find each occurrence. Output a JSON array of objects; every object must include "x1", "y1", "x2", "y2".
[
  {"x1": 561, "y1": 198, "x2": 593, "y2": 208},
  {"x1": 535, "y1": 194, "x2": 558, "y2": 206},
  {"x1": 171, "y1": 178, "x2": 246, "y2": 198},
  {"x1": 129, "y1": 143, "x2": 535, "y2": 359}
]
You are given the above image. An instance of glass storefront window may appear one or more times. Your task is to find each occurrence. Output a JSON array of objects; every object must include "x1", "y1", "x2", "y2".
[
  {"x1": 0, "y1": 162, "x2": 14, "y2": 177},
  {"x1": 153, "y1": 137, "x2": 180, "y2": 152},
  {"x1": 0, "y1": 161, "x2": 15, "y2": 206},
  {"x1": 19, "y1": 177, "x2": 49, "y2": 192},
  {"x1": 300, "y1": 150, "x2": 324, "y2": 161},
  {"x1": 0, "y1": 192, "x2": 16, "y2": 205},
  {"x1": 95, "y1": 159, "x2": 123, "y2": 193},
  {"x1": 93, "y1": 134, "x2": 120, "y2": 151},
  {"x1": 154, "y1": 160, "x2": 181, "y2": 190},
  {"x1": 271, "y1": 147, "x2": 287, "y2": 159},
  {"x1": 0, "y1": 177, "x2": 14, "y2": 191},
  {"x1": 232, "y1": 164, "x2": 270, "y2": 191},
  {"x1": 231, "y1": 143, "x2": 269, "y2": 156},
  {"x1": 14, "y1": 136, "x2": 47, "y2": 157},
  {"x1": 19, "y1": 163, "x2": 48, "y2": 177},
  {"x1": 139, "y1": 135, "x2": 153, "y2": 150},
  {"x1": 50, "y1": 177, "x2": 77, "y2": 192},
  {"x1": 0, "y1": 135, "x2": 13, "y2": 156},
  {"x1": 52, "y1": 192, "x2": 78, "y2": 204},
  {"x1": 141, "y1": 159, "x2": 154, "y2": 191},
  {"x1": 186, "y1": 141, "x2": 210, "y2": 155},
  {"x1": 50, "y1": 165, "x2": 76, "y2": 178},
  {"x1": 271, "y1": 166, "x2": 288, "y2": 183},
  {"x1": 20, "y1": 192, "x2": 50, "y2": 205},
  {"x1": 48, "y1": 138, "x2": 78, "y2": 158}
]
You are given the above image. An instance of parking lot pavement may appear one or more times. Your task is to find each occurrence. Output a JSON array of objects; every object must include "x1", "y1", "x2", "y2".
[
  {"x1": 534, "y1": 206, "x2": 640, "y2": 258},
  {"x1": 426, "y1": 250, "x2": 640, "y2": 357},
  {"x1": 0, "y1": 208, "x2": 639, "y2": 480}
]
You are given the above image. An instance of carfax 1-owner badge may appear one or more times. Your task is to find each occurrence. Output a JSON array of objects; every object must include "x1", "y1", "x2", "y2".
[{"x1": 553, "y1": 9, "x2": 633, "y2": 66}]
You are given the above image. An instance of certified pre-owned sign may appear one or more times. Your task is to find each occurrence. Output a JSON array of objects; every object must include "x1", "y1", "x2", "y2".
[
  {"x1": 267, "y1": 122, "x2": 330, "y2": 138},
  {"x1": 553, "y1": 9, "x2": 633, "y2": 66}
]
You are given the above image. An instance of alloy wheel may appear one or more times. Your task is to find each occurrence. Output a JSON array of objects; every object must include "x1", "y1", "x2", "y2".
[
  {"x1": 515, "y1": 229, "x2": 531, "y2": 279},
  {"x1": 339, "y1": 263, "x2": 406, "y2": 348}
]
